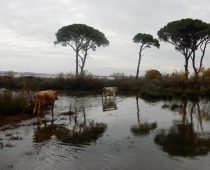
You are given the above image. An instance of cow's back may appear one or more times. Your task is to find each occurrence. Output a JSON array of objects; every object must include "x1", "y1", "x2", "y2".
[{"x1": 37, "y1": 90, "x2": 57, "y2": 106}]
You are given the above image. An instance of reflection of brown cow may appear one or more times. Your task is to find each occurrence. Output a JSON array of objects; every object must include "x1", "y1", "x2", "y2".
[
  {"x1": 33, "y1": 90, "x2": 58, "y2": 116},
  {"x1": 33, "y1": 120, "x2": 107, "y2": 144}
]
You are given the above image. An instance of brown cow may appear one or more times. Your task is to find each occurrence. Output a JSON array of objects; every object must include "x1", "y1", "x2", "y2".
[{"x1": 33, "y1": 90, "x2": 58, "y2": 116}]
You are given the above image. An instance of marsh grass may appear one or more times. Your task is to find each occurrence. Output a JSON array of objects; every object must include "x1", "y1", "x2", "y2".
[
  {"x1": 1, "y1": 69, "x2": 210, "y2": 100},
  {"x1": 1, "y1": 71, "x2": 210, "y2": 116},
  {"x1": 0, "y1": 90, "x2": 33, "y2": 115}
]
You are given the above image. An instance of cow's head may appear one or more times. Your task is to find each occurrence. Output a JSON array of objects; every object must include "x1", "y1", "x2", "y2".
[{"x1": 54, "y1": 90, "x2": 58, "y2": 100}]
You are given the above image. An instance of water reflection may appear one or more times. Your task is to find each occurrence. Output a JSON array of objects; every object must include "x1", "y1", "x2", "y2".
[
  {"x1": 33, "y1": 120, "x2": 107, "y2": 145},
  {"x1": 102, "y1": 98, "x2": 117, "y2": 112},
  {"x1": 33, "y1": 105, "x2": 107, "y2": 146},
  {"x1": 3, "y1": 95, "x2": 210, "y2": 169},
  {"x1": 131, "y1": 96, "x2": 157, "y2": 136},
  {"x1": 155, "y1": 100, "x2": 210, "y2": 156}
]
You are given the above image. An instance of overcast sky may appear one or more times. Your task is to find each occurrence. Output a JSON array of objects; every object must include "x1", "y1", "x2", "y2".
[{"x1": 1, "y1": 0, "x2": 210, "y2": 76}]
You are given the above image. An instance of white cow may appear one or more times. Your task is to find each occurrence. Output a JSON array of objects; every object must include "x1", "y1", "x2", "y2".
[{"x1": 103, "y1": 87, "x2": 118, "y2": 99}]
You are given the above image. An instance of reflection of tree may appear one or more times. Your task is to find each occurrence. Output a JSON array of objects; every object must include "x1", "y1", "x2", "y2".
[
  {"x1": 130, "y1": 96, "x2": 157, "y2": 136},
  {"x1": 102, "y1": 98, "x2": 117, "y2": 112},
  {"x1": 162, "y1": 100, "x2": 210, "y2": 131},
  {"x1": 155, "y1": 100, "x2": 210, "y2": 156},
  {"x1": 131, "y1": 123, "x2": 157, "y2": 136},
  {"x1": 200, "y1": 100, "x2": 210, "y2": 121},
  {"x1": 33, "y1": 107, "x2": 107, "y2": 145},
  {"x1": 154, "y1": 123, "x2": 210, "y2": 156}
]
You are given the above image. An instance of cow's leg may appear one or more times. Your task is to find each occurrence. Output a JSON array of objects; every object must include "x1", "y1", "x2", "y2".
[
  {"x1": 51, "y1": 104, "x2": 54, "y2": 117},
  {"x1": 37, "y1": 101, "x2": 41, "y2": 116},
  {"x1": 33, "y1": 104, "x2": 36, "y2": 114},
  {"x1": 102, "y1": 88, "x2": 105, "y2": 100},
  {"x1": 102, "y1": 92, "x2": 104, "y2": 100}
]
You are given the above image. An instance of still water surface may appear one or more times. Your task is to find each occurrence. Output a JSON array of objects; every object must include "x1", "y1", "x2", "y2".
[{"x1": 1, "y1": 95, "x2": 210, "y2": 170}]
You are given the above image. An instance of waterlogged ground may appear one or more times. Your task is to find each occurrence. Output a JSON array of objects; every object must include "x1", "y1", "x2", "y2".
[{"x1": 1, "y1": 95, "x2": 210, "y2": 170}]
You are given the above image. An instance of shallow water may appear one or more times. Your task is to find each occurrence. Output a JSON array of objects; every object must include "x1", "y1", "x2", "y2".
[{"x1": 1, "y1": 95, "x2": 210, "y2": 170}]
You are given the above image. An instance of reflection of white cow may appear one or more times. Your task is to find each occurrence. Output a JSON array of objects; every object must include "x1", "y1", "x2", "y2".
[
  {"x1": 103, "y1": 87, "x2": 118, "y2": 99},
  {"x1": 102, "y1": 99, "x2": 117, "y2": 112}
]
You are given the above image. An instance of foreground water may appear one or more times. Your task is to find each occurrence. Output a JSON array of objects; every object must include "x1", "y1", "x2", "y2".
[{"x1": 1, "y1": 95, "x2": 210, "y2": 170}]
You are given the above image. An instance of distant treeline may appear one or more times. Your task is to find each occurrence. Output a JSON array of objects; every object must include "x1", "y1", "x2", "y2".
[{"x1": 1, "y1": 69, "x2": 210, "y2": 99}]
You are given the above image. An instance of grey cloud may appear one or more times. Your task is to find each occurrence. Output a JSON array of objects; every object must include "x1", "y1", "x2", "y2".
[{"x1": 1, "y1": 0, "x2": 210, "y2": 75}]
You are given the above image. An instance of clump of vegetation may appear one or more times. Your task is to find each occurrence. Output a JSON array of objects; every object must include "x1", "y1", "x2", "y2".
[
  {"x1": 201, "y1": 68, "x2": 210, "y2": 86},
  {"x1": 0, "y1": 90, "x2": 33, "y2": 115},
  {"x1": 145, "y1": 69, "x2": 162, "y2": 80},
  {"x1": 168, "y1": 71, "x2": 186, "y2": 83}
]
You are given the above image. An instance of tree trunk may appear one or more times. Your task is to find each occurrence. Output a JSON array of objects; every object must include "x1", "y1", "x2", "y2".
[
  {"x1": 184, "y1": 55, "x2": 189, "y2": 81},
  {"x1": 81, "y1": 54, "x2": 87, "y2": 75},
  {"x1": 76, "y1": 50, "x2": 79, "y2": 76},
  {"x1": 79, "y1": 50, "x2": 88, "y2": 76},
  {"x1": 191, "y1": 41, "x2": 207, "y2": 81},
  {"x1": 80, "y1": 64, "x2": 85, "y2": 75},
  {"x1": 135, "y1": 50, "x2": 142, "y2": 79},
  {"x1": 191, "y1": 51, "x2": 199, "y2": 80}
]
